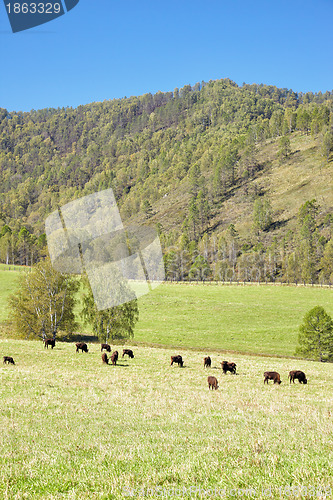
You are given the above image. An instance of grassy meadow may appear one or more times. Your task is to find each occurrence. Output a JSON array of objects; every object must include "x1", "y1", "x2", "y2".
[
  {"x1": 0, "y1": 269, "x2": 332, "y2": 357},
  {"x1": 0, "y1": 267, "x2": 20, "y2": 324},
  {"x1": 1, "y1": 339, "x2": 333, "y2": 499},
  {"x1": 135, "y1": 283, "x2": 332, "y2": 357},
  {"x1": 1, "y1": 272, "x2": 333, "y2": 497}
]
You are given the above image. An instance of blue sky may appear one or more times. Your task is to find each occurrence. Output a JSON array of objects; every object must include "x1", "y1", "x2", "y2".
[{"x1": 1, "y1": 0, "x2": 333, "y2": 112}]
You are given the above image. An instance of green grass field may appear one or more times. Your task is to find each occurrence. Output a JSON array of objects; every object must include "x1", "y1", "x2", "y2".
[
  {"x1": 1, "y1": 274, "x2": 333, "y2": 497},
  {"x1": 0, "y1": 268, "x2": 21, "y2": 324},
  {"x1": 0, "y1": 270, "x2": 332, "y2": 358},
  {"x1": 1, "y1": 339, "x2": 333, "y2": 499},
  {"x1": 135, "y1": 283, "x2": 332, "y2": 357}
]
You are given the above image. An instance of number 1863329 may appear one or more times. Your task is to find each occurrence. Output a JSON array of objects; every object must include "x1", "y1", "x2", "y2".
[{"x1": 5, "y1": 2, "x2": 62, "y2": 14}]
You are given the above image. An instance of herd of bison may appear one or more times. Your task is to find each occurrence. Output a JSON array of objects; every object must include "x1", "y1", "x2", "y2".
[{"x1": 2, "y1": 340, "x2": 308, "y2": 390}]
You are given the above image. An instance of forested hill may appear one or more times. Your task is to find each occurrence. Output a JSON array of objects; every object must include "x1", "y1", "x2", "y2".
[{"x1": 0, "y1": 79, "x2": 332, "y2": 283}]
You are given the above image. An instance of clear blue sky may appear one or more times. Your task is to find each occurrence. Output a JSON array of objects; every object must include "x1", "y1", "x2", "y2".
[{"x1": 1, "y1": 0, "x2": 332, "y2": 112}]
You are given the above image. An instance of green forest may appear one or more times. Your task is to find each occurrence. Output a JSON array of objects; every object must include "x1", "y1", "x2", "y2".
[{"x1": 0, "y1": 79, "x2": 332, "y2": 283}]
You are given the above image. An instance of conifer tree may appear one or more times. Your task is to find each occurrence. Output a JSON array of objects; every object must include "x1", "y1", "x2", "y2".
[{"x1": 296, "y1": 306, "x2": 333, "y2": 361}]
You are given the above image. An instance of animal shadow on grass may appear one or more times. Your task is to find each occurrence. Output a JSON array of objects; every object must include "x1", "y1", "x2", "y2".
[{"x1": 216, "y1": 368, "x2": 239, "y2": 374}]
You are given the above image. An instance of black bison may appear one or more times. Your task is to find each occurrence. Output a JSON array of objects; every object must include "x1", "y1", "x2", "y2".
[
  {"x1": 3, "y1": 356, "x2": 15, "y2": 365},
  {"x1": 204, "y1": 356, "x2": 211, "y2": 368},
  {"x1": 44, "y1": 339, "x2": 55, "y2": 349},
  {"x1": 101, "y1": 343, "x2": 111, "y2": 352},
  {"x1": 289, "y1": 370, "x2": 307, "y2": 384},
  {"x1": 122, "y1": 349, "x2": 134, "y2": 358},
  {"x1": 102, "y1": 353, "x2": 109, "y2": 364},
  {"x1": 170, "y1": 355, "x2": 183, "y2": 367},
  {"x1": 76, "y1": 342, "x2": 88, "y2": 353},
  {"x1": 208, "y1": 376, "x2": 219, "y2": 390},
  {"x1": 110, "y1": 351, "x2": 118, "y2": 365},
  {"x1": 264, "y1": 371, "x2": 282, "y2": 384},
  {"x1": 221, "y1": 361, "x2": 237, "y2": 374}
]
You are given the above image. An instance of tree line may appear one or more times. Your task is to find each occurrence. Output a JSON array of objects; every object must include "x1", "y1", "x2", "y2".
[
  {"x1": 163, "y1": 199, "x2": 333, "y2": 284},
  {"x1": 0, "y1": 223, "x2": 46, "y2": 266}
]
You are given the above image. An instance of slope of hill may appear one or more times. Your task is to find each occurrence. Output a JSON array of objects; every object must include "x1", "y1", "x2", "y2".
[{"x1": 0, "y1": 79, "x2": 332, "y2": 282}]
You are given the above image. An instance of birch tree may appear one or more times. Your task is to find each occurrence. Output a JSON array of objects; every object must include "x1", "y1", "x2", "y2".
[
  {"x1": 9, "y1": 258, "x2": 79, "y2": 340},
  {"x1": 81, "y1": 274, "x2": 139, "y2": 343}
]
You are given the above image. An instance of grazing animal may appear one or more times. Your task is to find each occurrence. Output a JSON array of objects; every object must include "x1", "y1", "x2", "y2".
[
  {"x1": 170, "y1": 355, "x2": 183, "y2": 367},
  {"x1": 102, "y1": 353, "x2": 109, "y2": 364},
  {"x1": 207, "y1": 376, "x2": 219, "y2": 390},
  {"x1": 110, "y1": 351, "x2": 118, "y2": 365},
  {"x1": 264, "y1": 371, "x2": 282, "y2": 384},
  {"x1": 3, "y1": 356, "x2": 15, "y2": 365},
  {"x1": 289, "y1": 370, "x2": 307, "y2": 384},
  {"x1": 204, "y1": 356, "x2": 211, "y2": 368},
  {"x1": 122, "y1": 349, "x2": 134, "y2": 358},
  {"x1": 101, "y1": 343, "x2": 111, "y2": 352},
  {"x1": 44, "y1": 339, "x2": 55, "y2": 349},
  {"x1": 76, "y1": 342, "x2": 88, "y2": 353},
  {"x1": 221, "y1": 361, "x2": 237, "y2": 374}
]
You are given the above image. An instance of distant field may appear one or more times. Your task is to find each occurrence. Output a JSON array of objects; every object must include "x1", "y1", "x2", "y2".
[
  {"x1": 0, "y1": 270, "x2": 332, "y2": 358},
  {"x1": 0, "y1": 267, "x2": 21, "y2": 323},
  {"x1": 0, "y1": 339, "x2": 333, "y2": 498},
  {"x1": 136, "y1": 283, "x2": 333, "y2": 357}
]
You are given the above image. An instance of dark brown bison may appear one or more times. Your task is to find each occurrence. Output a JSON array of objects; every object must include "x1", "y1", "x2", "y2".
[
  {"x1": 170, "y1": 355, "x2": 183, "y2": 367},
  {"x1": 102, "y1": 353, "x2": 109, "y2": 364},
  {"x1": 289, "y1": 370, "x2": 307, "y2": 384},
  {"x1": 110, "y1": 351, "x2": 118, "y2": 365},
  {"x1": 76, "y1": 342, "x2": 88, "y2": 353},
  {"x1": 204, "y1": 356, "x2": 211, "y2": 368},
  {"x1": 208, "y1": 376, "x2": 219, "y2": 390},
  {"x1": 101, "y1": 343, "x2": 111, "y2": 352},
  {"x1": 221, "y1": 361, "x2": 237, "y2": 374},
  {"x1": 3, "y1": 356, "x2": 15, "y2": 365},
  {"x1": 44, "y1": 339, "x2": 55, "y2": 349},
  {"x1": 122, "y1": 349, "x2": 134, "y2": 358},
  {"x1": 264, "y1": 371, "x2": 282, "y2": 384}
]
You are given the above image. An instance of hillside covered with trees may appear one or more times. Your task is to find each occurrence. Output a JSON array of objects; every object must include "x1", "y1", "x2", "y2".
[{"x1": 0, "y1": 78, "x2": 332, "y2": 283}]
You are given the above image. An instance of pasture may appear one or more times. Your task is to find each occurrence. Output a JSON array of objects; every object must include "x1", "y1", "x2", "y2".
[
  {"x1": 1, "y1": 339, "x2": 333, "y2": 499},
  {"x1": 0, "y1": 267, "x2": 20, "y2": 324},
  {"x1": 0, "y1": 268, "x2": 332, "y2": 358},
  {"x1": 136, "y1": 283, "x2": 333, "y2": 357}
]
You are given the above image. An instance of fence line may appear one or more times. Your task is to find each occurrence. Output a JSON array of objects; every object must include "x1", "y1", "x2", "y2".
[
  {"x1": 0, "y1": 265, "x2": 32, "y2": 272},
  {"x1": 0, "y1": 265, "x2": 331, "y2": 288},
  {"x1": 166, "y1": 280, "x2": 332, "y2": 289}
]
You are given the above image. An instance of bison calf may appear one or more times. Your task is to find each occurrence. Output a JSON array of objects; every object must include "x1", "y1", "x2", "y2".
[
  {"x1": 110, "y1": 351, "x2": 118, "y2": 365},
  {"x1": 3, "y1": 356, "x2": 15, "y2": 365},
  {"x1": 221, "y1": 361, "x2": 237, "y2": 374},
  {"x1": 101, "y1": 343, "x2": 111, "y2": 352},
  {"x1": 208, "y1": 376, "x2": 219, "y2": 390},
  {"x1": 122, "y1": 349, "x2": 134, "y2": 358},
  {"x1": 76, "y1": 342, "x2": 88, "y2": 353},
  {"x1": 102, "y1": 353, "x2": 109, "y2": 364},
  {"x1": 289, "y1": 370, "x2": 307, "y2": 384},
  {"x1": 44, "y1": 339, "x2": 55, "y2": 349},
  {"x1": 204, "y1": 356, "x2": 211, "y2": 368},
  {"x1": 170, "y1": 355, "x2": 183, "y2": 367},
  {"x1": 264, "y1": 371, "x2": 281, "y2": 384}
]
